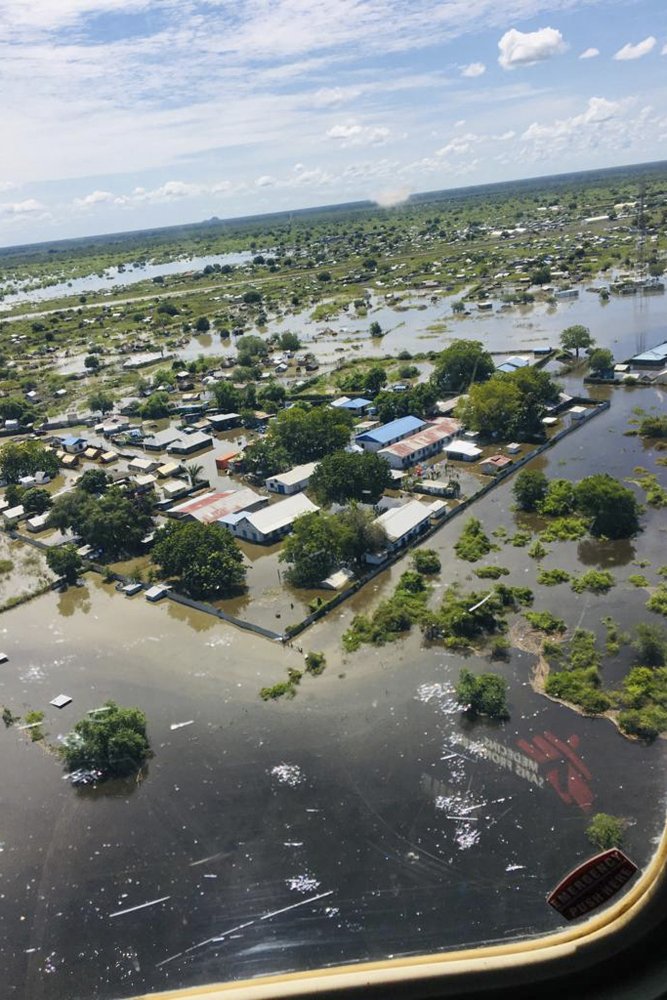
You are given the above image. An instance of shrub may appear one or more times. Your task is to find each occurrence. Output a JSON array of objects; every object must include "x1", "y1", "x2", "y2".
[
  {"x1": 474, "y1": 565, "x2": 510, "y2": 580},
  {"x1": 260, "y1": 681, "x2": 297, "y2": 701},
  {"x1": 411, "y1": 549, "x2": 441, "y2": 575},
  {"x1": 304, "y1": 651, "x2": 326, "y2": 675},
  {"x1": 525, "y1": 610, "x2": 566, "y2": 634},
  {"x1": 455, "y1": 518, "x2": 494, "y2": 562},
  {"x1": 456, "y1": 668, "x2": 509, "y2": 719},
  {"x1": 586, "y1": 813, "x2": 624, "y2": 850},
  {"x1": 570, "y1": 570, "x2": 615, "y2": 595},
  {"x1": 536, "y1": 568, "x2": 571, "y2": 586},
  {"x1": 647, "y1": 585, "x2": 667, "y2": 616}
]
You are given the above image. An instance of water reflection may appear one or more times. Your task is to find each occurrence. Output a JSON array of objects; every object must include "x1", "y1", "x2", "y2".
[
  {"x1": 577, "y1": 537, "x2": 637, "y2": 568},
  {"x1": 165, "y1": 598, "x2": 218, "y2": 632},
  {"x1": 57, "y1": 584, "x2": 92, "y2": 617},
  {"x1": 74, "y1": 768, "x2": 145, "y2": 800}
]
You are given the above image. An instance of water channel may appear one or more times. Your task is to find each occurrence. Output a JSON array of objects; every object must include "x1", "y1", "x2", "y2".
[{"x1": 1, "y1": 375, "x2": 666, "y2": 999}]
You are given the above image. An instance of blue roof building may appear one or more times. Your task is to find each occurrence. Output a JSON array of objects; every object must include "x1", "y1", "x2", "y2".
[
  {"x1": 355, "y1": 415, "x2": 426, "y2": 452},
  {"x1": 496, "y1": 355, "x2": 531, "y2": 374},
  {"x1": 59, "y1": 434, "x2": 87, "y2": 454}
]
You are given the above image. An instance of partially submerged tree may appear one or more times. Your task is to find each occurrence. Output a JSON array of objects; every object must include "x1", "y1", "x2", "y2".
[
  {"x1": 46, "y1": 544, "x2": 83, "y2": 585},
  {"x1": 560, "y1": 324, "x2": 594, "y2": 358},
  {"x1": 152, "y1": 521, "x2": 246, "y2": 599},
  {"x1": 456, "y1": 668, "x2": 510, "y2": 719},
  {"x1": 60, "y1": 701, "x2": 150, "y2": 779},
  {"x1": 513, "y1": 468, "x2": 548, "y2": 511},
  {"x1": 431, "y1": 339, "x2": 495, "y2": 394},
  {"x1": 309, "y1": 450, "x2": 392, "y2": 505}
]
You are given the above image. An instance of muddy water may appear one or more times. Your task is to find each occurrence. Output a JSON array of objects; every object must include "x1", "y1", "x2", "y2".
[{"x1": 1, "y1": 380, "x2": 667, "y2": 1000}]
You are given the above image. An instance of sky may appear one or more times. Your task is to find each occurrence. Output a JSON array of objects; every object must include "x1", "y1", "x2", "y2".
[{"x1": 1, "y1": 0, "x2": 666, "y2": 246}]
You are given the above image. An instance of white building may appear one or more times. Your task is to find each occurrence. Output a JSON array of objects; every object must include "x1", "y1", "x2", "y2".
[
  {"x1": 265, "y1": 461, "x2": 318, "y2": 496},
  {"x1": 365, "y1": 499, "x2": 445, "y2": 564},
  {"x1": 377, "y1": 419, "x2": 461, "y2": 470},
  {"x1": 442, "y1": 440, "x2": 482, "y2": 462},
  {"x1": 220, "y1": 493, "x2": 319, "y2": 544}
]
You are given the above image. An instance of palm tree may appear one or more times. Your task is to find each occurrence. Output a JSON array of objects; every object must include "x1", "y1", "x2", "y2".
[{"x1": 186, "y1": 463, "x2": 203, "y2": 487}]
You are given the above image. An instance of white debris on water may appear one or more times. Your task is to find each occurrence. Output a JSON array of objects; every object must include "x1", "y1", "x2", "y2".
[
  {"x1": 506, "y1": 864, "x2": 526, "y2": 872},
  {"x1": 270, "y1": 763, "x2": 304, "y2": 787},
  {"x1": 286, "y1": 874, "x2": 320, "y2": 894},
  {"x1": 453, "y1": 824, "x2": 480, "y2": 851},
  {"x1": 19, "y1": 665, "x2": 46, "y2": 683},
  {"x1": 415, "y1": 681, "x2": 458, "y2": 715}
]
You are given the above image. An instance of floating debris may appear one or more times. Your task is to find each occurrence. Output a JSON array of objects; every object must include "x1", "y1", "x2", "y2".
[
  {"x1": 270, "y1": 763, "x2": 304, "y2": 787},
  {"x1": 506, "y1": 864, "x2": 526, "y2": 872},
  {"x1": 67, "y1": 768, "x2": 103, "y2": 786},
  {"x1": 0, "y1": 652, "x2": 8, "y2": 664},
  {"x1": 170, "y1": 720, "x2": 194, "y2": 731},
  {"x1": 50, "y1": 694, "x2": 72, "y2": 709},
  {"x1": 286, "y1": 874, "x2": 320, "y2": 894},
  {"x1": 109, "y1": 895, "x2": 171, "y2": 919}
]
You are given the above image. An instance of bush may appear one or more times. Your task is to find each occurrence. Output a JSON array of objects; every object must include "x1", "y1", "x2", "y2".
[
  {"x1": 474, "y1": 565, "x2": 510, "y2": 580},
  {"x1": 260, "y1": 681, "x2": 297, "y2": 701},
  {"x1": 525, "y1": 610, "x2": 566, "y2": 634},
  {"x1": 304, "y1": 651, "x2": 326, "y2": 675},
  {"x1": 456, "y1": 668, "x2": 509, "y2": 719},
  {"x1": 536, "y1": 568, "x2": 571, "y2": 586},
  {"x1": 412, "y1": 549, "x2": 441, "y2": 575},
  {"x1": 540, "y1": 517, "x2": 588, "y2": 542},
  {"x1": 586, "y1": 813, "x2": 624, "y2": 850},
  {"x1": 647, "y1": 585, "x2": 667, "y2": 616},
  {"x1": 455, "y1": 517, "x2": 494, "y2": 562},
  {"x1": 570, "y1": 570, "x2": 615, "y2": 594},
  {"x1": 60, "y1": 701, "x2": 150, "y2": 778}
]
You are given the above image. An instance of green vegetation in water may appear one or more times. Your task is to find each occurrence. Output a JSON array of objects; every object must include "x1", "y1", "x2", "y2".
[
  {"x1": 60, "y1": 701, "x2": 150, "y2": 778},
  {"x1": 2, "y1": 706, "x2": 19, "y2": 726},
  {"x1": 489, "y1": 636, "x2": 511, "y2": 660},
  {"x1": 260, "y1": 680, "x2": 297, "y2": 701},
  {"x1": 24, "y1": 709, "x2": 45, "y2": 742},
  {"x1": 423, "y1": 583, "x2": 528, "y2": 650},
  {"x1": 510, "y1": 531, "x2": 532, "y2": 547},
  {"x1": 474, "y1": 565, "x2": 510, "y2": 580},
  {"x1": 525, "y1": 610, "x2": 567, "y2": 634},
  {"x1": 304, "y1": 651, "x2": 326, "y2": 676},
  {"x1": 343, "y1": 569, "x2": 431, "y2": 651},
  {"x1": 646, "y1": 585, "x2": 667, "y2": 617},
  {"x1": 618, "y1": 667, "x2": 667, "y2": 740},
  {"x1": 454, "y1": 517, "x2": 495, "y2": 562},
  {"x1": 536, "y1": 568, "x2": 571, "y2": 586},
  {"x1": 570, "y1": 569, "x2": 615, "y2": 594},
  {"x1": 632, "y1": 473, "x2": 667, "y2": 508},
  {"x1": 627, "y1": 574, "x2": 649, "y2": 588},
  {"x1": 544, "y1": 628, "x2": 610, "y2": 715},
  {"x1": 638, "y1": 414, "x2": 667, "y2": 439},
  {"x1": 539, "y1": 516, "x2": 588, "y2": 542},
  {"x1": 527, "y1": 539, "x2": 548, "y2": 560},
  {"x1": 586, "y1": 813, "x2": 624, "y2": 850},
  {"x1": 411, "y1": 549, "x2": 441, "y2": 575},
  {"x1": 602, "y1": 616, "x2": 627, "y2": 656},
  {"x1": 456, "y1": 668, "x2": 510, "y2": 720}
]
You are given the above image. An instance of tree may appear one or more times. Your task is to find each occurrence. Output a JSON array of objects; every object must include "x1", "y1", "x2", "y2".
[
  {"x1": 77, "y1": 468, "x2": 110, "y2": 495},
  {"x1": 529, "y1": 265, "x2": 551, "y2": 285},
  {"x1": 270, "y1": 406, "x2": 353, "y2": 463},
  {"x1": 22, "y1": 488, "x2": 52, "y2": 514},
  {"x1": 47, "y1": 487, "x2": 154, "y2": 559},
  {"x1": 560, "y1": 324, "x2": 594, "y2": 358},
  {"x1": 633, "y1": 623, "x2": 667, "y2": 667},
  {"x1": 280, "y1": 511, "x2": 340, "y2": 586},
  {"x1": 194, "y1": 316, "x2": 211, "y2": 332},
  {"x1": 152, "y1": 521, "x2": 246, "y2": 598},
  {"x1": 278, "y1": 331, "x2": 300, "y2": 351},
  {"x1": 369, "y1": 321, "x2": 383, "y2": 338},
  {"x1": 456, "y1": 378, "x2": 522, "y2": 438},
  {"x1": 432, "y1": 340, "x2": 495, "y2": 394},
  {"x1": 236, "y1": 334, "x2": 268, "y2": 367},
  {"x1": 60, "y1": 700, "x2": 150, "y2": 779},
  {"x1": 513, "y1": 469, "x2": 548, "y2": 511},
  {"x1": 185, "y1": 463, "x2": 204, "y2": 487},
  {"x1": 84, "y1": 355, "x2": 100, "y2": 371},
  {"x1": 212, "y1": 380, "x2": 242, "y2": 412},
  {"x1": 539, "y1": 478, "x2": 576, "y2": 516},
  {"x1": 588, "y1": 348, "x2": 615, "y2": 377},
  {"x1": 364, "y1": 365, "x2": 387, "y2": 395},
  {"x1": 88, "y1": 390, "x2": 114, "y2": 415},
  {"x1": 373, "y1": 382, "x2": 437, "y2": 423},
  {"x1": 456, "y1": 668, "x2": 509, "y2": 719},
  {"x1": 309, "y1": 451, "x2": 392, "y2": 505},
  {"x1": 46, "y1": 544, "x2": 83, "y2": 585},
  {"x1": 139, "y1": 392, "x2": 171, "y2": 419},
  {"x1": 336, "y1": 503, "x2": 388, "y2": 569},
  {"x1": 586, "y1": 813, "x2": 623, "y2": 850},
  {"x1": 317, "y1": 270, "x2": 332, "y2": 282},
  {"x1": 257, "y1": 381, "x2": 286, "y2": 412},
  {"x1": 242, "y1": 437, "x2": 290, "y2": 480},
  {"x1": 412, "y1": 549, "x2": 441, "y2": 575},
  {"x1": 0, "y1": 441, "x2": 59, "y2": 483},
  {"x1": 574, "y1": 474, "x2": 641, "y2": 538}
]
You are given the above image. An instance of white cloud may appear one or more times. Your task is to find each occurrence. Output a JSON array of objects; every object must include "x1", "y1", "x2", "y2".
[
  {"x1": 461, "y1": 62, "x2": 486, "y2": 78},
  {"x1": 1, "y1": 198, "x2": 45, "y2": 215},
  {"x1": 579, "y1": 47, "x2": 600, "y2": 59},
  {"x1": 75, "y1": 189, "x2": 114, "y2": 207},
  {"x1": 613, "y1": 37, "x2": 656, "y2": 61},
  {"x1": 325, "y1": 123, "x2": 391, "y2": 147},
  {"x1": 498, "y1": 26, "x2": 566, "y2": 70},
  {"x1": 523, "y1": 96, "x2": 627, "y2": 143},
  {"x1": 435, "y1": 132, "x2": 480, "y2": 157},
  {"x1": 256, "y1": 175, "x2": 277, "y2": 188},
  {"x1": 662, "y1": 43, "x2": 667, "y2": 56}
]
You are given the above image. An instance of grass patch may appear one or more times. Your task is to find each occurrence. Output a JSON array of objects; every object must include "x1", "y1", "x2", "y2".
[{"x1": 510, "y1": 531, "x2": 532, "y2": 547}]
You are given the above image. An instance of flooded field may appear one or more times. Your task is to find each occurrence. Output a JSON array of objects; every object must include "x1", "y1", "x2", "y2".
[{"x1": 1, "y1": 380, "x2": 666, "y2": 1000}]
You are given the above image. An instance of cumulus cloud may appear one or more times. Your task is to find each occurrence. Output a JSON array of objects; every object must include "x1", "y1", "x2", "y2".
[
  {"x1": 1, "y1": 198, "x2": 45, "y2": 215},
  {"x1": 498, "y1": 26, "x2": 566, "y2": 69},
  {"x1": 256, "y1": 175, "x2": 277, "y2": 187},
  {"x1": 580, "y1": 47, "x2": 600, "y2": 59},
  {"x1": 613, "y1": 36, "x2": 656, "y2": 61},
  {"x1": 461, "y1": 62, "x2": 485, "y2": 78},
  {"x1": 325, "y1": 123, "x2": 391, "y2": 146},
  {"x1": 436, "y1": 132, "x2": 480, "y2": 156},
  {"x1": 523, "y1": 96, "x2": 626, "y2": 142},
  {"x1": 75, "y1": 189, "x2": 114, "y2": 207},
  {"x1": 662, "y1": 43, "x2": 667, "y2": 56}
]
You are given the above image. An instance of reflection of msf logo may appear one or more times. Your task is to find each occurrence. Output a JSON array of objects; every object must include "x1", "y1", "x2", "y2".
[{"x1": 517, "y1": 732, "x2": 594, "y2": 812}]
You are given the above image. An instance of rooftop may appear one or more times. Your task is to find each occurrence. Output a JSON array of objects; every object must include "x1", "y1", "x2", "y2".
[
  {"x1": 378, "y1": 420, "x2": 461, "y2": 458},
  {"x1": 232, "y1": 493, "x2": 319, "y2": 534},
  {"x1": 266, "y1": 461, "x2": 318, "y2": 487},
  {"x1": 373, "y1": 499, "x2": 442, "y2": 541},
  {"x1": 169, "y1": 488, "x2": 264, "y2": 523},
  {"x1": 355, "y1": 415, "x2": 426, "y2": 445}
]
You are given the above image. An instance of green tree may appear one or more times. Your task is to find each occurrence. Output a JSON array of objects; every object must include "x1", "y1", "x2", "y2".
[
  {"x1": 589, "y1": 348, "x2": 615, "y2": 377},
  {"x1": 412, "y1": 549, "x2": 441, "y2": 574},
  {"x1": 278, "y1": 332, "x2": 301, "y2": 351},
  {"x1": 336, "y1": 503, "x2": 388, "y2": 569},
  {"x1": 257, "y1": 382, "x2": 286, "y2": 412},
  {"x1": 185, "y1": 463, "x2": 204, "y2": 487},
  {"x1": 270, "y1": 406, "x2": 353, "y2": 462},
  {"x1": 78, "y1": 468, "x2": 110, "y2": 494},
  {"x1": 364, "y1": 365, "x2": 387, "y2": 394},
  {"x1": 432, "y1": 339, "x2": 495, "y2": 394},
  {"x1": 84, "y1": 354, "x2": 100, "y2": 371},
  {"x1": 242, "y1": 437, "x2": 290, "y2": 480},
  {"x1": 88, "y1": 390, "x2": 114, "y2": 415},
  {"x1": 369, "y1": 321, "x2": 383, "y2": 337},
  {"x1": 212, "y1": 381, "x2": 242, "y2": 412},
  {"x1": 60, "y1": 700, "x2": 150, "y2": 779},
  {"x1": 46, "y1": 544, "x2": 82, "y2": 585},
  {"x1": 194, "y1": 316, "x2": 211, "y2": 332},
  {"x1": 139, "y1": 392, "x2": 171, "y2": 419},
  {"x1": 586, "y1": 813, "x2": 623, "y2": 850},
  {"x1": 236, "y1": 334, "x2": 268, "y2": 367},
  {"x1": 47, "y1": 487, "x2": 154, "y2": 559},
  {"x1": 560, "y1": 324, "x2": 594, "y2": 358},
  {"x1": 539, "y1": 478, "x2": 576, "y2": 517},
  {"x1": 22, "y1": 488, "x2": 52, "y2": 514},
  {"x1": 0, "y1": 441, "x2": 59, "y2": 483},
  {"x1": 280, "y1": 511, "x2": 341, "y2": 586},
  {"x1": 574, "y1": 474, "x2": 641, "y2": 538},
  {"x1": 456, "y1": 668, "x2": 509, "y2": 719},
  {"x1": 309, "y1": 451, "x2": 392, "y2": 505},
  {"x1": 373, "y1": 382, "x2": 438, "y2": 423},
  {"x1": 152, "y1": 521, "x2": 246, "y2": 598},
  {"x1": 633, "y1": 623, "x2": 667, "y2": 667},
  {"x1": 457, "y1": 378, "x2": 522, "y2": 438},
  {"x1": 513, "y1": 469, "x2": 548, "y2": 511}
]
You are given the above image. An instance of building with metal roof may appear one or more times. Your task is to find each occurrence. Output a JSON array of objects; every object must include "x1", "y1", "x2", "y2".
[
  {"x1": 265, "y1": 461, "x2": 318, "y2": 495},
  {"x1": 377, "y1": 419, "x2": 461, "y2": 470},
  {"x1": 365, "y1": 499, "x2": 445, "y2": 564},
  {"x1": 168, "y1": 488, "x2": 267, "y2": 524},
  {"x1": 220, "y1": 493, "x2": 319, "y2": 544},
  {"x1": 355, "y1": 415, "x2": 426, "y2": 452}
]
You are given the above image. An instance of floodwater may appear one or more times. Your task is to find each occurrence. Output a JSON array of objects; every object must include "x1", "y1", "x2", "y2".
[
  {"x1": 0, "y1": 252, "x2": 252, "y2": 308},
  {"x1": 1, "y1": 380, "x2": 666, "y2": 999}
]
